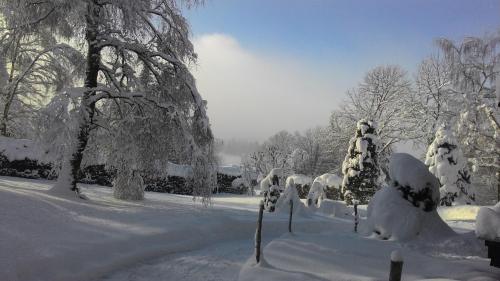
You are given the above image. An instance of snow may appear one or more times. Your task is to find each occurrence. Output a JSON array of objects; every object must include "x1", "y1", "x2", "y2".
[
  {"x1": 306, "y1": 181, "x2": 325, "y2": 207},
  {"x1": 425, "y1": 126, "x2": 474, "y2": 205},
  {"x1": 365, "y1": 186, "x2": 455, "y2": 241},
  {"x1": 0, "y1": 136, "x2": 47, "y2": 162},
  {"x1": 260, "y1": 168, "x2": 284, "y2": 192},
  {"x1": 275, "y1": 178, "x2": 308, "y2": 216},
  {"x1": 285, "y1": 174, "x2": 312, "y2": 186},
  {"x1": 313, "y1": 173, "x2": 342, "y2": 188},
  {"x1": 475, "y1": 202, "x2": 500, "y2": 241},
  {"x1": 1, "y1": 176, "x2": 499, "y2": 281},
  {"x1": 391, "y1": 250, "x2": 403, "y2": 262},
  {"x1": 390, "y1": 153, "x2": 441, "y2": 210}
]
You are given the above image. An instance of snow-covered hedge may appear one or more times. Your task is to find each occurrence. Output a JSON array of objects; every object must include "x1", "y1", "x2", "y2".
[
  {"x1": 314, "y1": 173, "x2": 342, "y2": 200},
  {"x1": 286, "y1": 174, "x2": 312, "y2": 198}
]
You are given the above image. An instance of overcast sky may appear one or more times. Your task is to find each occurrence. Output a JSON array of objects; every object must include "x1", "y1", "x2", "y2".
[{"x1": 185, "y1": 0, "x2": 500, "y2": 142}]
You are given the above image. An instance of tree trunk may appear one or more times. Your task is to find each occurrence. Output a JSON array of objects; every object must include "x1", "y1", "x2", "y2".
[{"x1": 54, "y1": 1, "x2": 101, "y2": 194}]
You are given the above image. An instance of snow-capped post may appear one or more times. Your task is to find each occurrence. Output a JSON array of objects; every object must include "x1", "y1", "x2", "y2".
[
  {"x1": 389, "y1": 250, "x2": 404, "y2": 281},
  {"x1": 255, "y1": 200, "x2": 264, "y2": 263},
  {"x1": 289, "y1": 199, "x2": 293, "y2": 233},
  {"x1": 353, "y1": 199, "x2": 359, "y2": 233}
]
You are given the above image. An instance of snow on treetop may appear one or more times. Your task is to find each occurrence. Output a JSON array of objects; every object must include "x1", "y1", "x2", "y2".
[
  {"x1": 389, "y1": 153, "x2": 440, "y2": 203},
  {"x1": 356, "y1": 119, "x2": 377, "y2": 135},
  {"x1": 0, "y1": 136, "x2": 47, "y2": 163},
  {"x1": 286, "y1": 174, "x2": 312, "y2": 186}
]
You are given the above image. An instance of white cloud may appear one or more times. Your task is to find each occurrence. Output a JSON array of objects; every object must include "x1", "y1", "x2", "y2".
[{"x1": 191, "y1": 33, "x2": 348, "y2": 141}]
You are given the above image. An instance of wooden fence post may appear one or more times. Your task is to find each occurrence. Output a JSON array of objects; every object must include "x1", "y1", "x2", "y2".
[
  {"x1": 389, "y1": 250, "x2": 403, "y2": 281},
  {"x1": 353, "y1": 200, "x2": 359, "y2": 233},
  {"x1": 255, "y1": 200, "x2": 264, "y2": 263},
  {"x1": 289, "y1": 199, "x2": 293, "y2": 233}
]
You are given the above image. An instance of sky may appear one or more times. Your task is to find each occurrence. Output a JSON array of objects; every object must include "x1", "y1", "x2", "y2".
[{"x1": 185, "y1": 0, "x2": 500, "y2": 142}]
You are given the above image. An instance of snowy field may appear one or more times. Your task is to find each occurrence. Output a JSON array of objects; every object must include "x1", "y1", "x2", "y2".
[{"x1": 1, "y1": 176, "x2": 499, "y2": 281}]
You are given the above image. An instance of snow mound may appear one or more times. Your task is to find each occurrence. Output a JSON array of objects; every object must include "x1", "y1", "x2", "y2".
[
  {"x1": 275, "y1": 179, "x2": 307, "y2": 216},
  {"x1": 389, "y1": 153, "x2": 440, "y2": 212},
  {"x1": 0, "y1": 136, "x2": 47, "y2": 162},
  {"x1": 475, "y1": 202, "x2": 500, "y2": 240},
  {"x1": 366, "y1": 186, "x2": 455, "y2": 241}
]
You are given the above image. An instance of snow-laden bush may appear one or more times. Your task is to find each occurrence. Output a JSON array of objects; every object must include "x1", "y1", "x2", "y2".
[
  {"x1": 425, "y1": 126, "x2": 475, "y2": 206},
  {"x1": 275, "y1": 178, "x2": 306, "y2": 215},
  {"x1": 341, "y1": 119, "x2": 379, "y2": 204},
  {"x1": 390, "y1": 153, "x2": 440, "y2": 212},
  {"x1": 366, "y1": 153, "x2": 454, "y2": 241},
  {"x1": 230, "y1": 177, "x2": 249, "y2": 194},
  {"x1": 314, "y1": 173, "x2": 342, "y2": 200},
  {"x1": 476, "y1": 202, "x2": 500, "y2": 241},
  {"x1": 307, "y1": 181, "x2": 325, "y2": 207},
  {"x1": 113, "y1": 167, "x2": 145, "y2": 201},
  {"x1": 286, "y1": 174, "x2": 312, "y2": 198},
  {"x1": 260, "y1": 168, "x2": 284, "y2": 192}
]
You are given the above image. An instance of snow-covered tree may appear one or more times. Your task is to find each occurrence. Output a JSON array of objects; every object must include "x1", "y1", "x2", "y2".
[
  {"x1": 437, "y1": 35, "x2": 500, "y2": 203},
  {"x1": 413, "y1": 54, "x2": 456, "y2": 145},
  {"x1": 0, "y1": 6, "x2": 82, "y2": 137},
  {"x1": 340, "y1": 66, "x2": 417, "y2": 155},
  {"x1": 425, "y1": 126, "x2": 475, "y2": 206},
  {"x1": 341, "y1": 119, "x2": 379, "y2": 204},
  {"x1": 6, "y1": 0, "x2": 215, "y2": 198}
]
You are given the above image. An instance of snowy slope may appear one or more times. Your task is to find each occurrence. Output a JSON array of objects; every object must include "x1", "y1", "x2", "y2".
[
  {"x1": 0, "y1": 176, "x2": 330, "y2": 281},
  {"x1": 1, "y1": 176, "x2": 498, "y2": 281}
]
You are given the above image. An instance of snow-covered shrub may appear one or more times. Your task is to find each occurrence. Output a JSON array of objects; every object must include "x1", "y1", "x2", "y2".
[
  {"x1": 365, "y1": 153, "x2": 454, "y2": 241},
  {"x1": 260, "y1": 168, "x2": 284, "y2": 192},
  {"x1": 341, "y1": 119, "x2": 379, "y2": 204},
  {"x1": 263, "y1": 185, "x2": 280, "y2": 212},
  {"x1": 307, "y1": 181, "x2": 326, "y2": 207},
  {"x1": 425, "y1": 126, "x2": 475, "y2": 206},
  {"x1": 113, "y1": 167, "x2": 145, "y2": 201},
  {"x1": 230, "y1": 177, "x2": 249, "y2": 194},
  {"x1": 476, "y1": 202, "x2": 500, "y2": 241},
  {"x1": 314, "y1": 173, "x2": 343, "y2": 200},
  {"x1": 286, "y1": 174, "x2": 312, "y2": 198},
  {"x1": 390, "y1": 153, "x2": 440, "y2": 212},
  {"x1": 275, "y1": 178, "x2": 306, "y2": 215}
]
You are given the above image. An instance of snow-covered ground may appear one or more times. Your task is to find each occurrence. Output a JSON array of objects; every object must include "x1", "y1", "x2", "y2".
[{"x1": 1, "y1": 176, "x2": 499, "y2": 281}]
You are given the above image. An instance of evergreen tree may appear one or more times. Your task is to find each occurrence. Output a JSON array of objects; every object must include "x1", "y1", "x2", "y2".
[
  {"x1": 341, "y1": 119, "x2": 379, "y2": 204},
  {"x1": 425, "y1": 126, "x2": 475, "y2": 206}
]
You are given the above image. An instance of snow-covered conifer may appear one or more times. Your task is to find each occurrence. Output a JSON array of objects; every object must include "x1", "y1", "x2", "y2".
[
  {"x1": 341, "y1": 119, "x2": 379, "y2": 204},
  {"x1": 425, "y1": 126, "x2": 475, "y2": 206}
]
